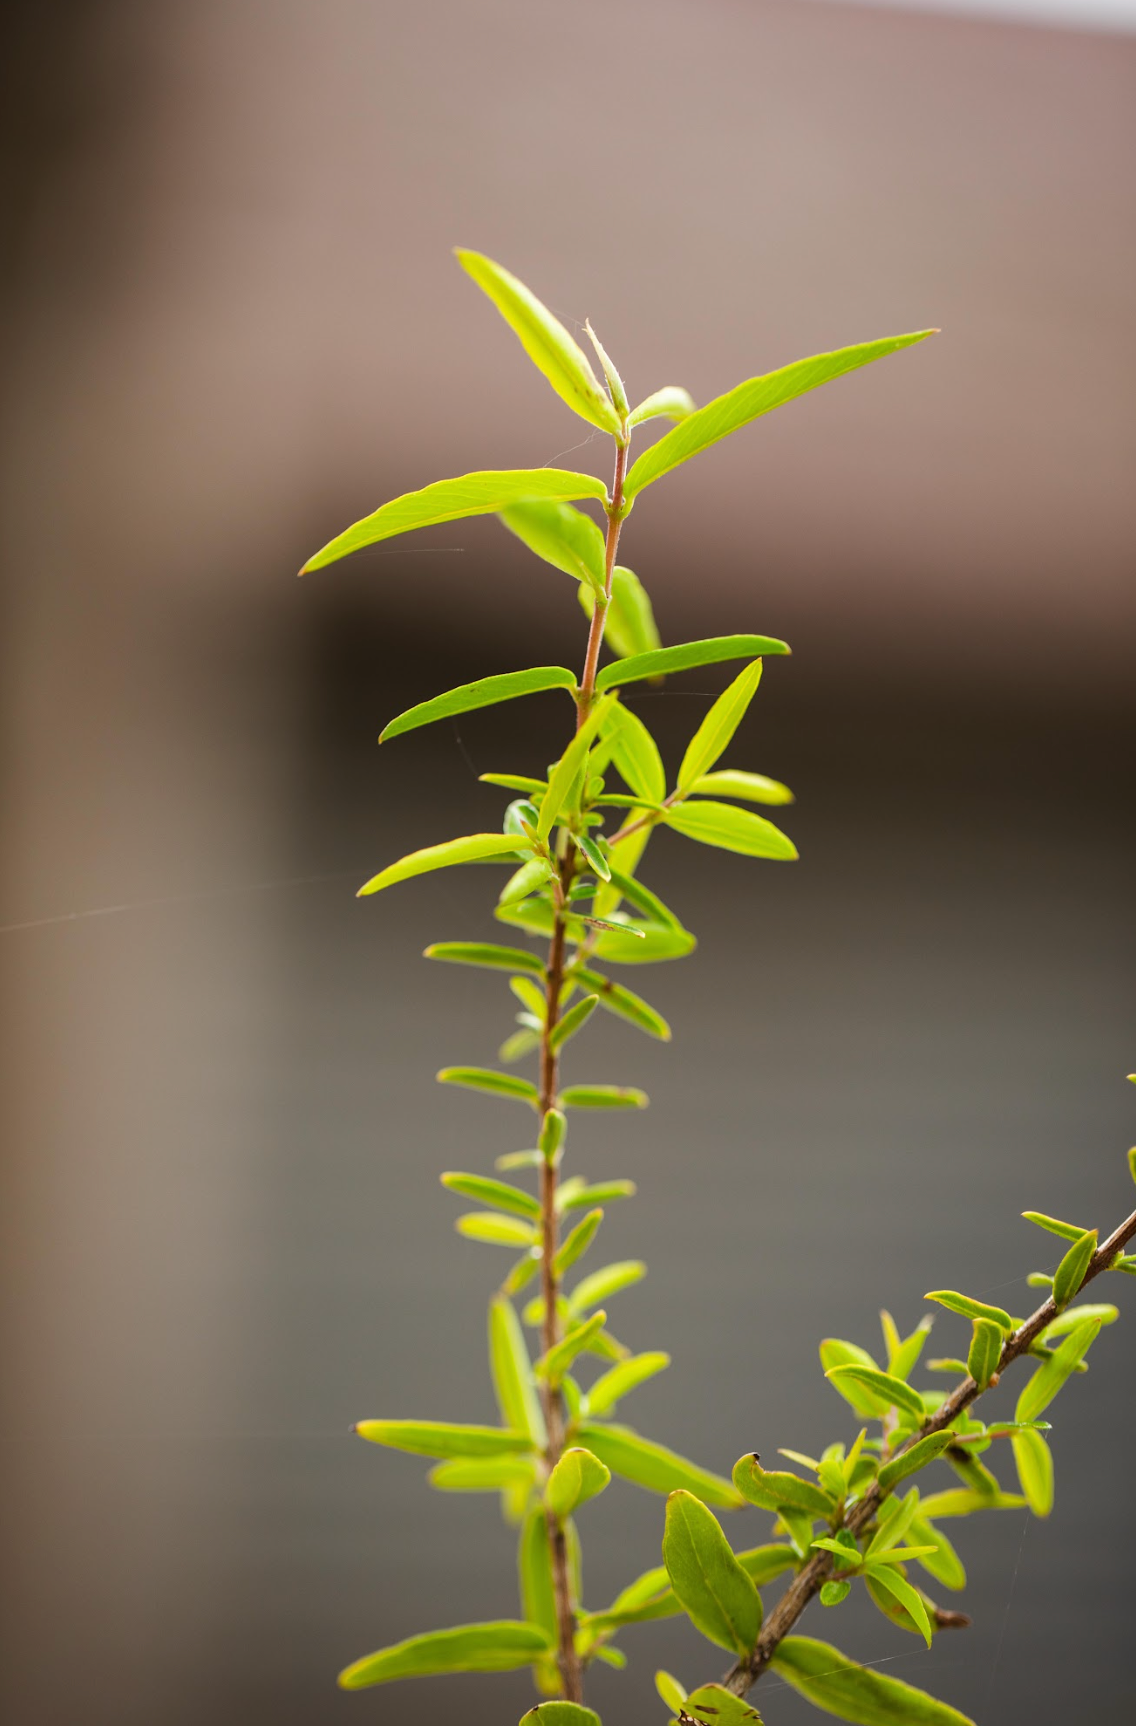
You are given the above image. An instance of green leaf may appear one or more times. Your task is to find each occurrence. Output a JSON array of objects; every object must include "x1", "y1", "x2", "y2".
[
  {"x1": 596, "y1": 634, "x2": 789, "y2": 693},
  {"x1": 518, "y1": 1502, "x2": 558, "y2": 1642},
  {"x1": 381, "y1": 667, "x2": 577, "y2": 743},
  {"x1": 359, "y1": 833, "x2": 524, "y2": 897},
  {"x1": 355, "y1": 1420, "x2": 533, "y2": 1459},
  {"x1": 605, "y1": 566, "x2": 662, "y2": 659},
  {"x1": 550, "y1": 994, "x2": 600, "y2": 1052},
  {"x1": 732, "y1": 1455, "x2": 835, "y2": 1516},
  {"x1": 457, "y1": 1213, "x2": 539, "y2": 1247},
  {"x1": 536, "y1": 1311, "x2": 608, "y2": 1384},
  {"x1": 546, "y1": 1446, "x2": 611, "y2": 1517},
  {"x1": 576, "y1": 1421, "x2": 743, "y2": 1509},
  {"x1": 877, "y1": 1431, "x2": 954, "y2": 1494},
  {"x1": 428, "y1": 1456, "x2": 536, "y2": 1492},
  {"x1": 338, "y1": 1620, "x2": 553, "y2": 1689},
  {"x1": 443, "y1": 1173, "x2": 541, "y2": 1221},
  {"x1": 1052, "y1": 1227, "x2": 1097, "y2": 1308},
  {"x1": 820, "y1": 1339, "x2": 890, "y2": 1418},
  {"x1": 538, "y1": 693, "x2": 618, "y2": 839},
  {"x1": 522, "y1": 1705, "x2": 602, "y2": 1726},
  {"x1": 862, "y1": 1564, "x2": 932, "y2": 1647},
  {"x1": 682, "y1": 1684, "x2": 765, "y2": 1726},
  {"x1": 303, "y1": 468, "x2": 608, "y2": 574},
  {"x1": 601, "y1": 702, "x2": 666, "y2": 803},
  {"x1": 559, "y1": 1180, "x2": 637, "y2": 1211},
  {"x1": 621, "y1": 331, "x2": 937, "y2": 501},
  {"x1": 664, "y1": 800, "x2": 797, "y2": 861},
  {"x1": 821, "y1": 1581, "x2": 851, "y2": 1607},
  {"x1": 916, "y1": 1488, "x2": 1026, "y2": 1518},
  {"x1": 966, "y1": 1318, "x2": 1004, "y2": 1391},
  {"x1": 540, "y1": 1108, "x2": 567, "y2": 1161},
  {"x1": 771, "y1": 1634, "x2": 975, "y2": 1725},
  {"x1": 677, "y1": 660, "x2": 764, "y2": 789},
  {"x1": 586, "y1": 1351, "x2": 670, "y2": 1418},
  {"x1": 688, "y1": 769, "x2": 793, "y2": 806},
  {"x1": 1014, "y1": 1314, "x2": 1102, "y2": 1422},
  {"x1": 585, "y1": 318, "x2": 629, "y2": 417},
  {"x1": 1021, "y1": 1210, "x2": 1089, "y2": 1244},
  {"x1": 886, "y1": 1318, "x2": 933, "y2": 1383},
  {"x1": 923, "y1": 1291, "x2": 1014, "y2": 1331},
  {"x1": 481, "y1": 772, "x2": 549, "y2": 794},
  {"x1": 591, "y1": 920, "x2": 696, "y2": 966},
  {"x1": 663, "y1": 1490, "x2": 761, "y2": 1655},
  {"x1": 737, "y1": 1543, "x2": 799, "y2": 1585},
  {"x1": 627, "y1": 385, "x2": 696, "y2": 428},
  {"x1": 437, "y1": 1066, "x2": 539, "y2": 1104},
  {"x1": 574, "y1": 833, "x2": 611, "y2": 881},
  {"x1": 426, "y1": 941, "x2": 544, "y2": 975},
  {"x1": 907, "y1": 1513, "x2": 966, "y2": 1591},
  {"x1": 567, "y1": 1259, "x2": 646, "y2": 1314},
  {"x1": 500, "y1": 499, "x2": 607, "y2": 592},
  {"x1": 499, "y1": 858, "x2": 554, "y2": 907},
  {"x1": 825, "y1": 1365, "x2": 926, "y2": 1421},
  {"x1": 1038, "y1": 1301, "x2": 1118, "y2": 1341},
  {"x1": 578, "y1": 1565, "x2": 674, "y2": 1630},
  {"x1": 655, "y1": 1670, "x2": 688, "y2": 1711},
  {"x1": 554, "y1": 1209, "x2": 604, "y2": 1277},
  {"x1": 1011, "y1": 1426, "x2": 1054, "y2": 1516},
  {"x1": 559, "y1": 1084, "x2": 649, "y2": 1109},
  {"x1": 456, "y1": 249, "x2": 622, "y2": 435},
  {"x1": 489, "y1": 1295, "x2": 547, "y2": 1447},
  {"x1": 571, "y1": 965, "x2": 671, "y2": 1039}
]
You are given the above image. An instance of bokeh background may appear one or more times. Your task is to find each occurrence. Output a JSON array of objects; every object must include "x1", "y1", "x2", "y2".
[{"x1": 1, "y1": 2, "x2": 1134, "y2": 1723}]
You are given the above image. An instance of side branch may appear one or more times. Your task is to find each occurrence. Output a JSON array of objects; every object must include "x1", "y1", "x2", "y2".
[{"x1": 723, "y1": 1201, "x2": 1136, "y2": 1696}]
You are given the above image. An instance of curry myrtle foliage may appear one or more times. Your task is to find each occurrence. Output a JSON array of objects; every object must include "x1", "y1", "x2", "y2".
[{"x1": 300, "y1": 252, "x2": 1136, "y2": 1725}]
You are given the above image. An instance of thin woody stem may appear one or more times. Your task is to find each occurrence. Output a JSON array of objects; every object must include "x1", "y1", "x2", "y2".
[
  {"x1": 539, "y1": 434, "x2": 631, "y2": 1701},
  {"x1": 721, "y1": 1201, "x2": 1136, "y2": 1698}
]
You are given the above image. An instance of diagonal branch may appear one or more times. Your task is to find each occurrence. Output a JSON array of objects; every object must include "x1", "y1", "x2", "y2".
[{"x1": 721, "y1": 1201, "x2": 1136, "y2": 1697}]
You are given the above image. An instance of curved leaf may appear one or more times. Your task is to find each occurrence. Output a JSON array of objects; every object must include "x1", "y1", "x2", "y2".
[
  {"x1": 381, "y1": 667, "x2": 576, "y2": 742},
  {"x1": 825, "y1": 1365, "x2": 926, "y2": 1421},
  {"x1": 559, "y1": 1084, "x2": 649, "y2": 1109},
  {"x1": 437, "y1": 1067, "x2": 539, "y2": 1103},
  {"x1": 877, "y1": 1431, "x2": 954, "y2": 1494},
  {"x1": 923, "y1": 1290, "x2": 1014, "y2": 1331},
  {"x1": 586, "y1": 1351, "x2": 671, "y2": 1418},
  {"x1": 689, "y1": 769, "x2": 793, "y2": 806},
  {"x1": 355, "y1": 1419, "x2": 533, "y2": 1459},
  {"x1": 303, "y1": 469, "x2": 607, "y2": 573},
  {"x1": 501, "y1": 499, "x2": 607, "y2": 592},
  {"x1": 571, "y1": 966, "x2": 671, "y2": 1040},
  {"x1": 566, "y1": 1259, "x2": 646, "y2": 1315},
  {"x1": 627, "y1": 385, "x2": 696, "y2": 428},
  {"x1": 339, "y1": 1620, "x2": 553, "y2": 1689},
  {"x1": 663, "y1": 1490, "x2": 761, "y2": 1655},
  {"x1": 664, "y1": 801, "x2": 797, "y2": 861},
  {"x1": 732, "y1": 1455, "x2": 835, "y2": 1517},
  {"x1": 457, "y1": 1213, "x2": 539, "y2": 1247},
  {"x1": 546, "y1": 1446, "x2": 611, "y2": 1517},
  {"x1": 863, "y1": 1563, "x2": 931, "y2": 1647},
  {"x1": 576, "y1": 1421, "x2": 743, "y2": 1509},
  {"x1": 596, "y1": 634, "x2": 788, "y2": 692},
  {"x1": 621, "y1": 331, "x2": 937, "y2": 500},
  {"x1": 456, "y1": 249, "x2": 622, "y2": 434},
  {"x1": 425, "y1": 941, "x2": 544, "y2": 974},
  {"x1": 359, "y1": 833, "x2": 523, "y2": 897},
  {"x1": 443, "y1": 1173, "x2": 541, "y2": 1220},
  {"x1": 1052, "y1": 1228, "x2": 1097, "y2": 1309},
  {"x1": 771, "y1": 1634, "x2": 974, "y2": 1725}
]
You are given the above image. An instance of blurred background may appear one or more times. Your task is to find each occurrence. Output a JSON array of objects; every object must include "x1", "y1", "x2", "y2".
[{"x1": 1, "y1": 1, "x2": 1133, "y2": 1722}]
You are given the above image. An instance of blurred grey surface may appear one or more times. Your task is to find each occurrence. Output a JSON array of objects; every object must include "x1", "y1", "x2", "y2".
[{"x1": 1, "y1": 2, "x2": 1134, "y2": 1724}]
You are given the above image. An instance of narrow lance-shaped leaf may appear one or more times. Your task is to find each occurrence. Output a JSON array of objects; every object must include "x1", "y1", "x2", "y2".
[
  {"x1": 663, "y1": 1490, "x2": 761, "y2": 1655},
  {"x1": 924, "y1": 1290, "x2": 1014, "y2": 1331},
  {"x1": 1015, "y1": 1313, "x2": 1102, "y2": 1423},
  {"x1": 546, "y1": 1446, "x2": 611, "y2": 1517},
  {"x1": 771, "y1": 1634, "x2": 975, "y2": 1726},
  {"x1": 917, "y1": 1488, "x2": 1026, "y2": 1518},
  {"x1": 656, "y1": 1670, "x2": 688, "y2": 1712},
  {"x1": 584, "y1": 318, "x2": 629, "y2": 418},
  {"x1": 457, "y1": 1213, "x2": 539, "y2": 1247},
  {"x1": 456, "y1": 250, "x2": 623, "y2": 435},
  {"x1": 627, "y1": 385, "x2": 696, "y2": 428},
  {"x1": 559, "y1": 1084, "x2": 649, "y2": 1109},
  {"x1": 437, "y1": 1067, "x2": 539, "y2": 1104},
  {"x1": 1052, "y1": 1227, "x2": 1097, "y2": 1308},
  {"x1": 1022, "y1": 1210, "x2": 1091, "y2": 1244},
  {"x1": 621, "y1": 330, "x2": 937, "y2": 501},
  {"x1": 572, "y1": 964, "x2": 670, "y2": 1040},
  {"x1": 877, "y1": 1431, "x2": 955, "y2": 1495},
  {"x1": 576, "y1": 1421, "x2": 743, "y2": 1509},
  {"x1": 862, "y1": 1563, "x2": 932, "y2": 1648},
  {"x1": 596, "y1": 634, "x2": 788, "y2": 694},
  {"x1": 554, "y1": 1209, "x2": 604, "y2": 1277},
  {"x1": 429, "y1": 1456, "x2": 536, "y2": 1493},
  {"x1": 597, "y1": 566, "x2": 662, "y2": 660},
  {"x1": 601, "y1": 701, "x2": 666, "y2": 803},
  {"x1": 538, "y1": 693, "x2": 618, "y2": 839},
  {"x1": 820, "y1": 1338, "x2": 891, "y2": 1418},
  {"x1": 664, "y1": 801, "x2": 797, "y2": 861},
  {"x1": 443, "y1": 1173, "x2": 541, "y2": 1220},
  {"x1": 489, "y1": 1295, "x2": 547, "y2": 1448},
  {"x1": 359, "y1": 833, "x2": 524, "y2": 897},
  {"x1": 500, "y1": 498, "x2": 607, "y2": 592},
  {"x1": 567, "y1": 1259, "x2": 646, "y2": 1314},
  {"x1": 518, "y1": 1502, "x2": 558, "y2": 1642},
  {"x1": 536, "y1": 1310, "x2": 608, "y2": 1383},
  {"x1": 550, "y1": 994, "x2": 600, "y2": 1051},
  {"x1": 302, "y1": 468, "x2": 607, "y2": 574},
  {"x1": 338, "y1": 1621, "x2": 553, "y2": 1690},
  {"x1": 355, "y1": 1420, "x2": 534, "y2": 1459},
  {"x1": 678, "y1": 659, "x2": 764, "y2": 789},
  {"x1": 1011, "y1": 1426, "x2": 1054, "y2": 1517},
  {"x1": 907, "y1": 1513, "x2": 967, "y2": 1592},
  {"x1": 825, "y1": 1365, "x2": 927, "y2": 1422},
  {"x1": 381, "y1": 667, "x2": 577, "y2": 743},
  {"x1": 559, "y1": 1180, "x2": 637, "y2": 1211},
  {"x1": 967, "y1": 1318, "x2": 1004, "y2": 1390},
  {"x1": 1037, "y1": 1301, "x2": 1118, "y2": 1341},
  {"x1": 586, "y1": 1351, "x2": 670, "y2": 1418},
  {"x1": 689, "y1": 769, "x2": 794, "y2": 806},
  {"x1": 426, "y1": 941, "x2": 545, "y2": 975}
]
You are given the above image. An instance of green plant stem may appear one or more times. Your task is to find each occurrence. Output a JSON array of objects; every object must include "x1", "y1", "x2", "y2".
[
  {"x1": 721, "y1": 1200, "x2": 1136, "y2": 1699},
  {"x1": 577, "y1": 438, "x2": 629, "y2": 726}
]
